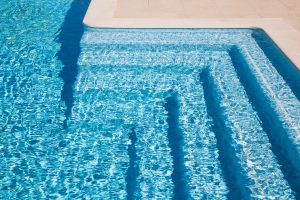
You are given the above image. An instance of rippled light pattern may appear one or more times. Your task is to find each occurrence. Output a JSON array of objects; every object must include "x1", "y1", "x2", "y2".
[
  {"x1": 1, "y1": 1, "x2": 300, "y2": 198},
  {"x1": 0, "y1": 0, "x2": 72, "y2": 199},
  {"x1": 73, "y1": 28, "x2": 300, "y2": 199}
]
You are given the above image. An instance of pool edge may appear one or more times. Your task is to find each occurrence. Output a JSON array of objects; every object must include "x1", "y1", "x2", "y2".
[
  {"x1": 83, "y1": 19, "x2": 300, "y2": 71},
  {"x1": 82, "y1": 0, "x2": 300, "y2": 70}
]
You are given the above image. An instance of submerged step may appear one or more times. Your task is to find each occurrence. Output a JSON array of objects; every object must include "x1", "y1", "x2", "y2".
[
  {"x1": 66, "y1": 89, "x2": 131, "y2": 199},
  {"x1": 251, "y1": 30, "x2": 300, "y2": 101},
  {"x1": 74, "y1": 39, "x2": 300, "y2": 199},
  {"x1": 79, "y1": 44, "x2": 213, "y2": 69},
  {"x1": 210, "y1": 53, "x2": 293, "y2": 199},
  {"x1": 238, "y1": 41, "x2": 300, "y2": 161},
  {"x1": 177, "y1": 72, "x2": 229, "y2": 199},
  {"x1": 230, "y1": 45, "x2": 300, "y2": 198},
  {"x1": 206, "y1": 52, "x2": 294, "y2": 199},
  {"x1": 134, "y1": 91, "x2": 174, "y2": 199},
  {"x1": 200, "y1": 68, "x2": 250, "y2": 199}
]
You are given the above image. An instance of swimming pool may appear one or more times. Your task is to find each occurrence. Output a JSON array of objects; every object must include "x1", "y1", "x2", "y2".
[{"x1": 1, "y1": 1, "x2": 300, "y2": 199}]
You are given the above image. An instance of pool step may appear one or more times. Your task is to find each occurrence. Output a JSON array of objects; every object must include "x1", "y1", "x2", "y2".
[
  {"x1": 73, "y1": 59, "x2": 231, "y2": 199},
  {"x1": 79, "y1": 44, "x2": 213, "y2": 69},
  {"x1": 66, "y1": 90, "x2": 131, "y2": 199},
  {"x1": 133, "y1": 91, "x2": 174, "y2": 199},
  {"x1": 177, "y1": 74, "x2": 229, "y2": 199},
  {"x1": 200, "y1": 68, "x2": 250, "y2": 199},
  {"x1": 207, "y1": 52, "x2": 294, "y2": 199},
  {"x1": 231, "y1": 44, "x2": 300, "y2": 198},
  {"x1": 73, "y1": 32, "x2": 300, "y2": 199},
  {"x1": 72, "y1": 64, "x2": 178, "y2": 199}
]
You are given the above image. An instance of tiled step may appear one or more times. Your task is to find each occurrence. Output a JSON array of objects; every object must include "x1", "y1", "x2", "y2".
[
  {"x1": 207, "y1": 52, "x2": 294, "y2": 199},
  {"x1": 177, "y1": 73, "x2": 228, "y2": 199}
]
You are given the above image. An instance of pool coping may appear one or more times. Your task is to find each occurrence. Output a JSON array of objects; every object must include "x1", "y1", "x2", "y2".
[{"x1": 83, "y1": 0, "x2": 300, "y2": 71}]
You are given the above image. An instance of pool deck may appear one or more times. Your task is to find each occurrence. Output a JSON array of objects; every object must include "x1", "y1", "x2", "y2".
[{"x1": 83, "y1": 0, "x2": 300, "y2": 70}]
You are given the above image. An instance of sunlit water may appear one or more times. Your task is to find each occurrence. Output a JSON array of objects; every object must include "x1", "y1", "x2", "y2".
[{"x1": 1, "y1": 1, "x2": 300, "y2": 199}]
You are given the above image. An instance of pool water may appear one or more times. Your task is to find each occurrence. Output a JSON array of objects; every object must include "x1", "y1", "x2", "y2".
[{"x1": 1, "y1": 1, "x2": 300, "y2": 200}]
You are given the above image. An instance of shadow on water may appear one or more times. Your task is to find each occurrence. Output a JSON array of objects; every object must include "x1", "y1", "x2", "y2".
[
  {"x1": 56, "y1": 0, "x2": 91, "y2": 128},
  {"x1": 164, "y1": 91, "x2": 190, "y2": 200},
  {"x1": 126, "y1": 128, "x2": 139, "y2": 200}
]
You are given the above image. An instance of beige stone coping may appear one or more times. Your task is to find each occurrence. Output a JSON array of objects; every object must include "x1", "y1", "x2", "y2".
[{"x1": 83, "y1": 0, "x2": 300, "y2": 70}]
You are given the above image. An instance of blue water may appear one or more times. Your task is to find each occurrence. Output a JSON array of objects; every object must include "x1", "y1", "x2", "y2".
[{"x1": 1, "y1": 1, "x2": 300, "y2": 199}]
